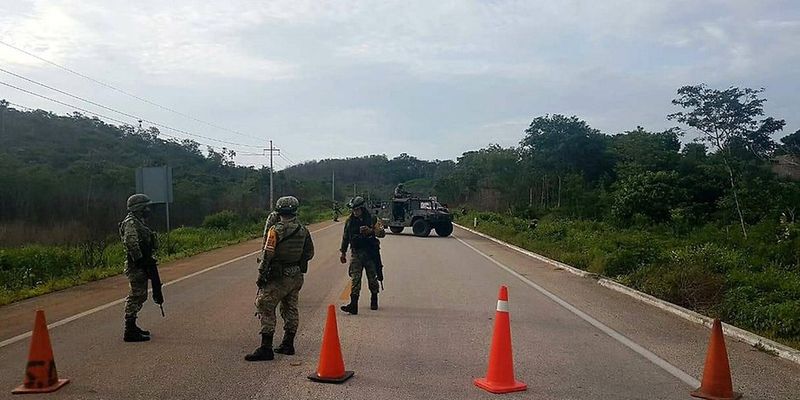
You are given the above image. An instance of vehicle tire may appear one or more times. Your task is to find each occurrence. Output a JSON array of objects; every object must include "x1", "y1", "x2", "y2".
[
  {"x1": 412, "y1": 219, "x2": 430, "y2": 237},
  {"x1": 435, "y1": 222, "x2": 453, "y2": 237},
  {"x1": 389, "y1": 226, "x2": 404, "y2": 234}
]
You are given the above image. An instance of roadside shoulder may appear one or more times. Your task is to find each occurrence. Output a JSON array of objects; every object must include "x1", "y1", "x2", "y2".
[{"x1": 454, "y1": 222, "x2": 800, "y2": 365}]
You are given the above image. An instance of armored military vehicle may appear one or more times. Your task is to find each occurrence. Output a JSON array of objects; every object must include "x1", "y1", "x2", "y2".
[{"x1": 380, "y1": 196, "x2": 453, "y2": 237}]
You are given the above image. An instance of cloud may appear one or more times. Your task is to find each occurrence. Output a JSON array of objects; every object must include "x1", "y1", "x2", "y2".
[{"x1": 0, "y1": 0, "x2": 798, "y2": 166}]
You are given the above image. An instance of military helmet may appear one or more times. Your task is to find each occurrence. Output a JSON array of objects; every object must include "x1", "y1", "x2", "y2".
[
  {"x1": 348, "y1": 196, "x2": 366, "y2": 209},
  {"x1": 127, "y1": 193, "x2": 152, "y2": 212},
  {"x1": 276, "y1": 196, "x2": 299, "y2": 215}
]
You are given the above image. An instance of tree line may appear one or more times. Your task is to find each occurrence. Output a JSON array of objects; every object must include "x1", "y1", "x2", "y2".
[
  {"x1": 435, "y1": 85, "x2": 800, "y2": 240},
  {"x1": 2, "y1": 83, "x2": 798, "y2": 247}
]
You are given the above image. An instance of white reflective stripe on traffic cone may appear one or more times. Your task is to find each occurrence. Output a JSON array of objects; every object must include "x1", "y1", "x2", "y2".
[{"x1": 496, "y1": 299, "x2": 509, "y2": 312}]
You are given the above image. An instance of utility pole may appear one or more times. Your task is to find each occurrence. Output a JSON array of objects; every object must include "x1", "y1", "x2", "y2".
[
  {"x1": 332, "y1": 170, "x2": 335, "y2": 202},
  {"x1": 265, "y1": 140, "x2": 280, "y2": 209}
]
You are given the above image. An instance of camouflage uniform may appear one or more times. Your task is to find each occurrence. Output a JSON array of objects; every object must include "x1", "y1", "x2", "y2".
[
  {"x1": 255, "y1": 216, "x2": 314, "y2": 335},
  {"x1": 120, "y1": 193, "x2": 157, "y2": 343},
  {"x1": 394, "y1": 184, "x2": 410, "y2": 198},
  {"x1": 247, "y1": 196, "x2": 314, "y2": 361},
  {"x1": 341, "y1": 209, "x2": 385, "y2": 305},
  {"x1": 120, "y1": 212, "x2": 156, "y2": 318}
]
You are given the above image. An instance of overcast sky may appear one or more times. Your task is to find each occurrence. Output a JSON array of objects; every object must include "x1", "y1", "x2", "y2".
[{"x1": 1, "y1": 1, "x2": 798, "y2": 168}]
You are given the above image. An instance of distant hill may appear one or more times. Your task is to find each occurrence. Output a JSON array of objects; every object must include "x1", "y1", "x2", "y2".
[
  {"x1": 280, "y1": 154, "x2": 455, "y2": 202},
  {"x1": 0, "y1": 102, "x2": 451, "y2": 244},
  {"x1": 0, "y1": 102, "x2": 271, "y2": 242}
]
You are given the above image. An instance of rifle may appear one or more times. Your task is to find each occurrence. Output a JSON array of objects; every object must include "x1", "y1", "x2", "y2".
[
  {"x1": 368, "y1": 238, "x2": 385, "y2": 291},
  {"x1": 144, "y1": 258, "x2": 165, "y2": 317},
  {"x1": 257, "y1": 258, "x2": 272, "y2": 288}
]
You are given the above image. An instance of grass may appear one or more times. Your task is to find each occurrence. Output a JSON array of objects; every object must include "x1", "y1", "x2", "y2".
[{"x1": 456, "y1": 211, "x2": 800, "y2": 348}]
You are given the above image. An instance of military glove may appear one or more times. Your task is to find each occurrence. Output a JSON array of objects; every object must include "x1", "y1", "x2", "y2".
[
  {"x1": 359, "y1": 225, "x2": 371, "y2": 235},
  {"x1": 340, "y1": 253, "x2": 347, "y2": 264}
]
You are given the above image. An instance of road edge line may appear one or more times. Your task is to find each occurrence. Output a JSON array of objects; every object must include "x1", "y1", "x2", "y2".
[
  {"x1": 0, "y1": 222, "x2": 341, "y2": 349},
  {"x1": 454, "y1": 223, "x2": 800, "y2": 366},
  {"x1": 453, "y1": 223, "x2": 596, "y2": 278},
  {"x1": 597, "y1": 278, "x2": 800, "y2": 364},
  {"x1": 453, "y1": 234, "x2": 701, "y2": 388}
]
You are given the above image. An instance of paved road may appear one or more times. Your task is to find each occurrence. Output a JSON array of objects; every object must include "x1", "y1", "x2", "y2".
[{"x1": 1, "y1": 221, "x2": 799, "y2": 399}]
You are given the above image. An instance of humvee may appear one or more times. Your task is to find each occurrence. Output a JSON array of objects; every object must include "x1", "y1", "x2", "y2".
[{"x1": 379, "y1": 196, "x2": 453, "y2": 237}]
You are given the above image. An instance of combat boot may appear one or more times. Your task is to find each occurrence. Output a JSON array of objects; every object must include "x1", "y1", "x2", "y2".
[
  {"x1": 274, "y1": 331, "x2": 296, "y2": 355},
  {"x1": 245, "y1": 333, "x2": 274, "y2": 361},
  {"x1": 370, "y1": 292, "x2": 379, "y2": 310},
  {"x1": 123, "y1": 317, "x2": 150, "y2": 342},
  {"x1": 133, "y1": 319, "x2": 150, "y2": 336},
  {"x1": 340, "y1": 294, "x2": 359, "y2": 315}
]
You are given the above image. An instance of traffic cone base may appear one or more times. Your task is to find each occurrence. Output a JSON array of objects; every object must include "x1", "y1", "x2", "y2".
[
  {"x1": 474, "y1": 377, "x2": 527, "y2": 394},
  {"x1": 11, "y1": 310, "x2": 69, "y2": 395},
  {"x1": 307, "y1": 370, "x2": 354, "y2": 384},
  {"x1": 690, "y1": 388, "x2": 741, "y2": 400},
  {"x1": 12, "y1": 378, "x2": 69, "y2": 395},
  {"x1": 308, "y1": 305, "x2": 354, "y2": 385},
  {"x1": 691, "y1": 319, "x2": 740, "y2": 400},
  {"x1": 475, "y1": 286, "x2": 527, "y2": 394}
]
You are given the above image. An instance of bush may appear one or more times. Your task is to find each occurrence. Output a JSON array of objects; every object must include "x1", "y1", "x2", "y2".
[
  {"x1": 624, "y1": 263, "x2": 725, "y2": 314},
  {"x1": 457, "y1": 210, "x2": 800, "y2": 344},
  {"x1": 202, "y1": 210, "x2": 240, "y2": 230},
  {"x1": 603, "y1": 233, "x2": 666, "y2": 277}
]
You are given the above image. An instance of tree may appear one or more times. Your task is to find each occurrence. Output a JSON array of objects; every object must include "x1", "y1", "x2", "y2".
[
  {"x1": 520, "y1": 115, "x2": 614, "y2": 182},
  {"x1": 612, "y1": 126, "x2": 681, "y2": 175},
  {"x1": 668, "y1": 85, "x2": 785, "y2": 238},
  {"x1": 611, "y1": 171, "x2": 685, "y2": 223},
  {"x1": 780, "y1": 130, "x2": 800, "y2": 156},
  {"x1": 520, "y1": 114, "x2": 614, "y2": 210}
]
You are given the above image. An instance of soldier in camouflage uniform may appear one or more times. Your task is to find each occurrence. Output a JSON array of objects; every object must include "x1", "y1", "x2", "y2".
[
  {"x1": 340, "y1": 196, "x2": 385, "y2": 315},
  {"x1": 333, "y1": 202, "x2": 341, "y2": 222},
  {"x1": 119, "y1": 194, "x2": 157, "y2": 342},
  {"x1": 246, "y1": 196, "x2": 315, "y2": 361}
]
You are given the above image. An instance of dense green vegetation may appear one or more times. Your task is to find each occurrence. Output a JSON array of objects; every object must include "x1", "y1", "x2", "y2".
[
  {"x1": 2, "y1": 84, "x2": 800, "y2": 345},
  {"x1": 456, "y1": 212, "x2": 800, "y2": 345},
  {"x1": 0, "y1": 208, "x2": 328, "y2": 306},
  {"x1": 435, "y1": 85, "x2": 800, "y2": 345}
]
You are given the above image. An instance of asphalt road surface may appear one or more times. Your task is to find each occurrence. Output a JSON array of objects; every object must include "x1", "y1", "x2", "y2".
[{"x1": 1, "y1": 220, "x2": 799, "y2": 399}]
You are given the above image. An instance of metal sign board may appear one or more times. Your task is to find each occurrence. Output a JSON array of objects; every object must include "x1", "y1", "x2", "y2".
[{"x1": 135, "y1": 166, "x2": 173, "y2": 204}]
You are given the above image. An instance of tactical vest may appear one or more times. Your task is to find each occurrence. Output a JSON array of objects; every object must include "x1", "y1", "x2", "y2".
[
  {"x1": 119, "y1": 214, "x2": 156, "y2": 261},
  {"x1": 347, "y1": 213, "x2": 378, "y2": 251},
  {"x1": 272, "y1": 221, "x2": 309, "y2": 274}
]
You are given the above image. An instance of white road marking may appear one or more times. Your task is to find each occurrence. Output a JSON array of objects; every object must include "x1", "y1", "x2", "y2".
[
  {"x1": 454, "y1": 234, "x2": 701, "y2": 388},
  {"x1": 0, "y1": 222, "x2": 341, "y2": 349}
]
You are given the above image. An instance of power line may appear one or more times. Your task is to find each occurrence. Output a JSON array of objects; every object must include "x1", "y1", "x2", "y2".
[
  {"x1": 279, "y1": 150, "x2": 299, "y2": 165},
  {"x1": 0, "y1": 80, "x2": 260, "y2": 149},
  {"x1": 1, "y1": 94, "x2": 255, "y2": 153},
  {"x1": 279, "y1": 153, "x2": 295, "y2": 167},
  {"x1": 0, "y1": 39, "x2": 263, "y2": 142},
  {"x1": 0, "y1": 67, "x2": 262, "y2": 149}
]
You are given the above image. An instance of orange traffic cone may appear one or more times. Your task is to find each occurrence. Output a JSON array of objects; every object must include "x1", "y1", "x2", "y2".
[
  {"x1": 12, "y1": 310, "x2": 69, "y2": 395},
  {"x1": 691, "y1": 319, "x2": 741, "y2": 400},
  {"x1": 308, "y1": 304, "x2": 354, "y2": 383},
  {"x1": 474, "y1": 285, "x2": 527, "y2": 394}
]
